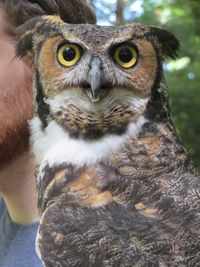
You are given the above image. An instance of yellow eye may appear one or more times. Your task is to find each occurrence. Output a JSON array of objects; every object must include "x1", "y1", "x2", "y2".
[
  {"x1": 113, "y1": 44, "x2": 138, "y2": 68},
  {"x1": 57, "y1": 43, "x2": 82, "y2": 67}
]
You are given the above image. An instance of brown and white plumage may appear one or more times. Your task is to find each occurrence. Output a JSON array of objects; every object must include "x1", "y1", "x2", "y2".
[{"x1": 16, "y1": 16, "x2": 200, "y2": 267}]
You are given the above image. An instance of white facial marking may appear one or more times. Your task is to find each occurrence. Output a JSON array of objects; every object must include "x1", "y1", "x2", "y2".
[{"x1": 46, "y1": 88, "x2": 149, "y2": 115}]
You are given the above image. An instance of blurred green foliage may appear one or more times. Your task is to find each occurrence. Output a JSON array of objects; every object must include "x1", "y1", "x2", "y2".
[
  {"x1": 135, "y1": 0, "x2": 200, "y2": 169},
  {"x1": 94, "y1": 0, "x2": 200, "y2": 169}
]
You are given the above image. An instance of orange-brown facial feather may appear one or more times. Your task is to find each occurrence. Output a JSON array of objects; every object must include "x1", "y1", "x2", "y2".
[
  {"x1": 120, "y1": 39, "x2": 157, "y2": 95},
  {"x1": 38, "y1": 36, "x2": 65, "y2": 95},
  {"x1": 38, "y1": 36, "x2": 158, "y2": 97}
]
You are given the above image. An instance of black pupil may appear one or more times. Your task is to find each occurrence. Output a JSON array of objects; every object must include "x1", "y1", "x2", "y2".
[
  {"x1": 63, "y1": 47, "x2": 76, "y2": 61},
  {"x1": 119, "y1": 48, "x2": 133, "y2": 63}
]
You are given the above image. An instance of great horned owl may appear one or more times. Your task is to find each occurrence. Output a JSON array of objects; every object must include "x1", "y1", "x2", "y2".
[{"x1": 16, "y1": 16, "x2": 200, "y2": 267}]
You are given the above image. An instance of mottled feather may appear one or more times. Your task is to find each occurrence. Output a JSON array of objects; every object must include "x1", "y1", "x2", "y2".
[{"x1": 16, "y1": 16, "x2": 200, "y2": 267}]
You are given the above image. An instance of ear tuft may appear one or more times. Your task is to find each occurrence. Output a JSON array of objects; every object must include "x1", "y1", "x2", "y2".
[
  {"x1": 16, "y1": 16, "x2": 42, "y2": 60},
  {"x1": 16, "y1": 31, "x2": 34, "y2": 59},
  {"x1": 150, "y1": 27, "x2": 181, "y2": 59}
]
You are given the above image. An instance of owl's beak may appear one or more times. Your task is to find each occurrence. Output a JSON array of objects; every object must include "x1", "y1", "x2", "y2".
[{"x1": 86, "y1": 57, "x2": 103, "y2": 103}]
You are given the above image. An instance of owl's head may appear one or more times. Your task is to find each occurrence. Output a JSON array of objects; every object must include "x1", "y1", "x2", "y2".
[{"x1": 16, "y1": 16, "x2": 179, "y2": 140}]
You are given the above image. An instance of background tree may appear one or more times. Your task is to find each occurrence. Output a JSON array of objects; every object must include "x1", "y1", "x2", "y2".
[
  {"x1": 93, "y1": 0, "x2": 200, "y2": 169},
  {"x1": 116, "y1": 0, "x2": 124, "y2": 25}
]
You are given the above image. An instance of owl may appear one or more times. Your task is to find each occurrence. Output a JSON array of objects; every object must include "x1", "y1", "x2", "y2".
[{"x1": 16, "y1": 16, "x2": 200, "y2": 267}]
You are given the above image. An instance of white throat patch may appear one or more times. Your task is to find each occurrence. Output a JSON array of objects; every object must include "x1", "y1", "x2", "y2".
[{"x1": 30, "y1": 115, "x2": 147, "y2": 180}]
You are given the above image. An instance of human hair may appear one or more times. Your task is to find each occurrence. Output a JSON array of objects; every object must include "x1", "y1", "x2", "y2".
[{"x1": 0, "y1": 0, "x2": 96, "y2": 35}]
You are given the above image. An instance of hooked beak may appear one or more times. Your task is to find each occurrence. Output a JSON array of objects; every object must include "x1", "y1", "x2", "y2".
[{"x1": 85, "y1": 57, "x2": 104, "y2": 103}]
